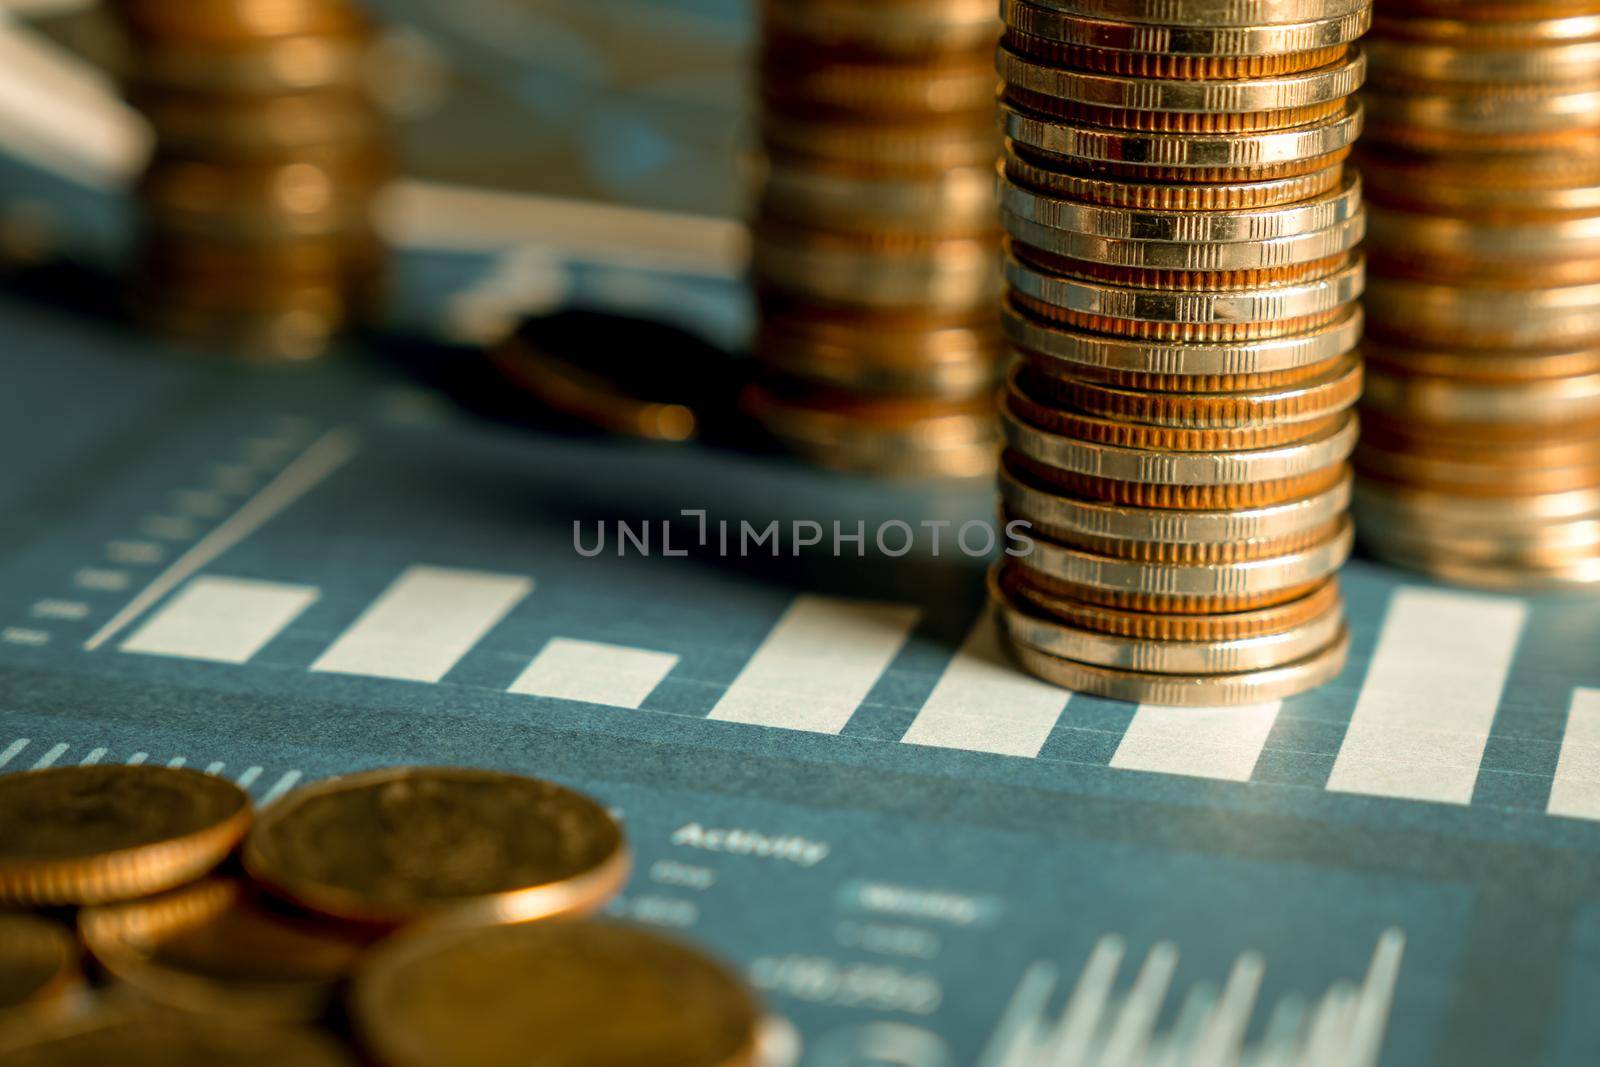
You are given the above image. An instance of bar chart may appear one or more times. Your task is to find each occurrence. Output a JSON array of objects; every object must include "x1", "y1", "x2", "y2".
[{"x1": 71, "y1": 555, "x2": 1600, "y2": 826}]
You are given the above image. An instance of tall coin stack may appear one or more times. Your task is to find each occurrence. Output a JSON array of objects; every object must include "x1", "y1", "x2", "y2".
[
  {"x1": 989, "y1": 0, "x2": 1372, "y2": 705},
  {"x1": 108, "y1": 0, "x2": 390, "y2": 361},
  {"x1": 747, "y1": 0, "x2": 1003, "y2": 477},
  {"x1": 1355, "y1": 1, "x2": 1600, "y2": 588}
]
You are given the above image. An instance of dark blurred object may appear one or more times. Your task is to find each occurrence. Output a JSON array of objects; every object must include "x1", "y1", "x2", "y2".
[
  {"x1": 1354, "y1": 0, "x2": 1600, "y2": 589},
  {"x1": 488, "y1": 311, "x2": 745, "y2": 443},
  {"x1": 105, "y1": 0, "x2": 393, "y2": 361},
  {"x1": 748, "y1": 0, "x2": 1003, "y2": 477}
]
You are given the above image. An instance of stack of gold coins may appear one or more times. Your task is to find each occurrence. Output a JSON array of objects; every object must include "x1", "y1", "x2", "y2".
[
  {"x1": 988, "y1": 0, "x2": 1372, "y2": 705},
  {"x1": 105, "y1": 0, "x2": 391, "y2": 362},
  {"x1": 0, "y1": 764, "x2": 761, "y2": 1067},
  {"x1": 1354, "y1": 0, "x2": 1600, "y2": 588},
  {"x1": 747, "y1": 0, "x2": 1003, "y2": 477}
]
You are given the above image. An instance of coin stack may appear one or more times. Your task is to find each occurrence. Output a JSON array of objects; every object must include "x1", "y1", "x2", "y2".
[
  {"x1": 106, "y1": 0, "x2": 391, "y2": 361},
  {"x1": 746, "y1": 0, "x2": 1003, "y2": 477},
  {"x1": 1354, "y1": 1, "x2": 1600, "y2": 588},
  {"x1": 988, "y1": 0, "x2": 1372, "y2": 705},
  {"x1": 0, "y1": 764, "x2": 761, "y2": 1067}
]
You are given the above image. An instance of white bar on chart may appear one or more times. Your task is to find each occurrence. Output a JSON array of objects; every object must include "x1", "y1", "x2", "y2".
[
  {"x1": 708, "y1": 594, "x2": 921, "y2": 734},
  {"x1": 1111, "y1": 702, "x2": 1282, "y2": 782},
  {"x1": 509, "y1": 638, "x2": 678, "y2": 709},
  {"x1": 0, "y1": 739, "x2": 29, "y2": 769},
  {"x1": 1548, "y1": 688, "x2": 1600, "y2": 820},
  {"x1": 1327, "y1": 586, "x2": 1527, "y2": 804},
  {"x1": 120, "y1": 576, "x2": 319, "y2": 664},
  {"x1": 32, "y1": 743, "x2": 67, "y2": 769},
  {"x1": 902, "y1": 614, "x2": 1068, "y2": 758},
  {"x1": 312, "y1": 565, "x2": 532, "y2": 683}
]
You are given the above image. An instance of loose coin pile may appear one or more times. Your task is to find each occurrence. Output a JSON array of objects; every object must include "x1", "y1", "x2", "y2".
[
  {"x1": 105, "y1": 0, "x2": 391, "y2": 361},
  {"x1": 747, "y1": 0, "x2": 1003, "y2": 476},
  {"x1": 990, "y1": 0, "x2": 1372, "y2": 705},
  {"x1": 1354, "y1": 0, "x2": 1600, "y2": 588},
  {"x1": 0, "y1": 763, "x2": 761, "y2": 1066}
]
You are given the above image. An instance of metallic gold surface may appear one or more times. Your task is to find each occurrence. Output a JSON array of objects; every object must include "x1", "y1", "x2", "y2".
[
  {"x1": 0, "y1": 914, "x2": 79, "y2": 1018},
  {"x1": 0, "y1": 766, "x2": 251, "y2": 906},
  {"x1": 353, "y1": 920, "x2": 761, "y2": 1067},
  {"x1": 78, "y1": 877, "x2": 374, "y2": 1021},
  {"x1": 0, "y1": 1010, "x2": 358, "y2": 1067},
  {"x1": 242, "y1": 766, "x2": 630, "y2": 927}
]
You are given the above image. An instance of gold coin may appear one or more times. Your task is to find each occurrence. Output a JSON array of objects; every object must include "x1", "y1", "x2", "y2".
[
  {"x1": 0, "y1": 766, "x2": 251, "y2": 906},
  {"x1": 1366, "y1": 37, "x2": 1600, "y2": 87},
  {"x1": 1013, "y1": 448, "x2": 1350, "y2": 507},
  {"x1": 1362, "y1": 363, "x2": 1600, "y2": 424},
  {"x1": 1003, "y1": 564, "x2": 1344, "y2": 640},
  {"x1": 0, "y1": 1010, "x2": 358, "y2": 1066},
  {"x1": 111, "y1": 0, "x2": 371, "y2": 42},
  {"x1": 758, "y1": 313, "x2": 999, "y2": 399},
  {"x1": 1362, "y1": 340, "x2": 1600, "y2": 382},
  {"x1": 1002, "y1": 453, "x2": 1353, "y2": 545},
  {"x1": 754, "y1": 224, "x2": 999, "y2": 312},
  {"x1": 1361, "y1": 541, "x2": 1600, "y2": 590},
  {"x1": 1044, "y1": 352, "x2": 1363, "y2": 428},
  {"x1": 1000, "y1": 97, "x2": 1365, "y2": 174},
  {"x1": 1008, "y1": 91, "x2": 1348, "y2": 133},
  {"x1": 138, "y1": 156, "x2": 385, "y2": 240},
  {"x1": 998, "y1": 48, "x2": 1367, "y2": 115},
  {"x1": 762, "y1": 0, "x2": 1000, "y2": 54},
  {"x1": 127, "y1": 89, "x2": 384, "y2": 156},
  {"x1": 1370, "y1": 12, "x2": 1600, "y2": 48},
  {"x1": 1365, "y1": 277, "x2": 1600, "y2": 349},
  {"x1": 1007, "y1": 383, "x2": 1342, "y2": 452},
  {"x1": 760, "y1": 113, "x2": 998, "y2": 171},
  {"x1": 78, "y1": 877, "x2": 375, "y2": 1021},
  {"x1": 761, "y1": 51, "x2": 997, "y2": 115},
  {"x1": 1005, "y1": 246, "x2": 1365, "y2": 333},
  {"x1": 0, "y1": 914, "x2": 79, "y2": 1018},
  {"x1": 760, "y1": 160, "x2": 996, "y2": 234},
  {"x1": 743, "y1": 384, "x2": 999, "y2": 477},
  {"x1": 1003, "y1": 295, "x2": 1363, "y2": 387},
  {"x1": 353, "y1": 920, "x2": 761, "y2": 1067},
  {"x1": 1013, "y1": 512, "x2": 1353, "y2": 600},
  {"x1": 992, "y1": 564, "x2": 1345, "y2": 673},
  {"x1": 1006, "y1": 625, "x2": 1349, "y2": 705},
  {"x1": 1355, "y1": 478, "x2": 1600, "y2": 525},
  {"x1": 1363, "y1": 84, "x2": 1600, "y2": 147},
  {"x1": 1364, "y1": 206, "x2": 1600, "y2": 270},
  {"x1": 242, "y1": 767, "x2": 630, "y2": 927},
  {"x1": 1005, "y1": 31, "x2": 1349, "y2": 78},
  {"x1": 1024, "y1": 0, "x2": 1370, "y2": 28},
  {"x1": 119, "y1": 30, "x2": 375, "y2": 93},
  {"x1": 1005, "y1": 144, "x2": 1348, "y2": 209},
  {"x1": 1001, "y1": 0, "x2": 1367, "y2": 59},
  {"x1": 1003, "y1": 400, "x2": 1358, "y2": 485}
]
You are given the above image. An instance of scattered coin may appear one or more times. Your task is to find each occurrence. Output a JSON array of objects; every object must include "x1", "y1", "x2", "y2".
[
  {"x1": 78, "y1": 877, "x2": 375, "y2": 1021},
  {"x1": 0, "y1": 914, "x2": 79, "y2": 1019},
  {"x1": 0, "y1": 766, "x2": 251, "y2": 906},
  {"x1": 353, "y1": 920, "x2": 762, "y2": 1067},
  {"x1": 242, "y1": 766, "x2": 630, "y2": 926},
  {"x1": 0, "y1": 1009, "x2": 358, "y2": 1067}
]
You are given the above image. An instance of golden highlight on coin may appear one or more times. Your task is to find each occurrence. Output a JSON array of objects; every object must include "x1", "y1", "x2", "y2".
[
  {"x1": 353, "y1": 920, "x2": 762, "y2": 1067},
  {"x1": 0, "y1": 765, "x2": 252, "y2": 906},
  {"x1": 242, "y1": 766, "x2": 630, "y2": 926}
]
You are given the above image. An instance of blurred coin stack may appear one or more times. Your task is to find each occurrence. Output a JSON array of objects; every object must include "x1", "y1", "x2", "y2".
[
  {"x1": 989, "y1": 0, "x2": 1372, "y2": 704},
  {"x1": 0, "y1": 764, "x2": 763, "y2": 1067},
  {"x1": 1354, "y1": 0, "x2": 1600, "y2": 588},
  {"x1": 746, "y1": 0, "x2": 1003, "y2": 476},
  {"x1": 106, "y1": 0, "x2": 390, "y2": 361}
]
